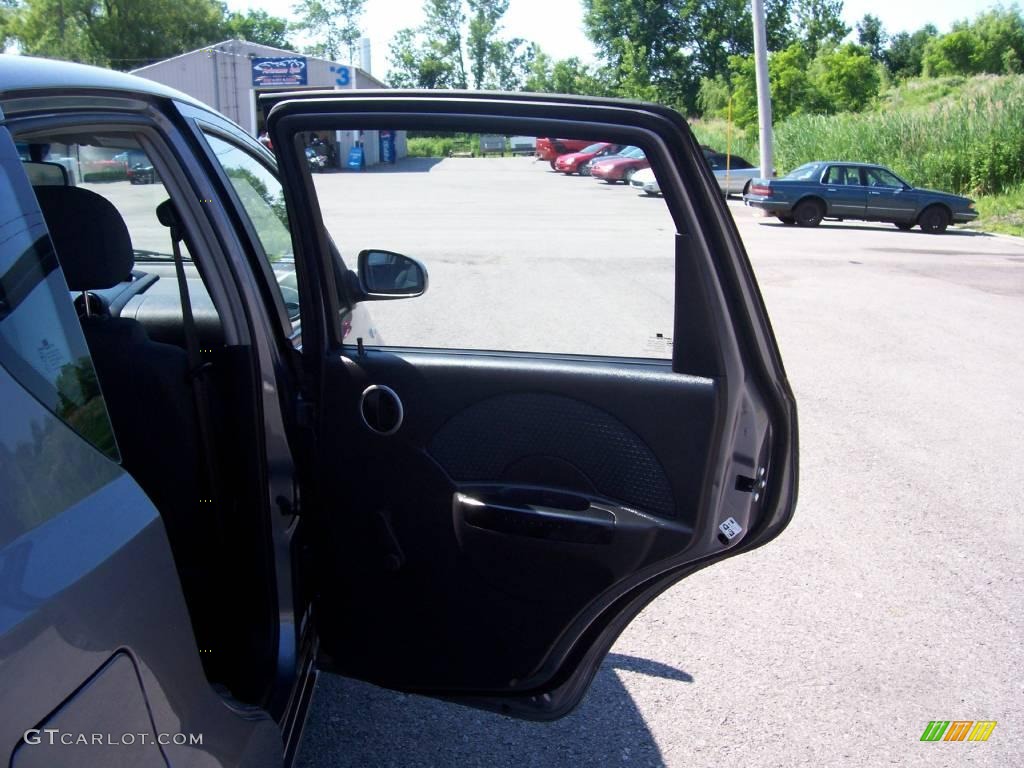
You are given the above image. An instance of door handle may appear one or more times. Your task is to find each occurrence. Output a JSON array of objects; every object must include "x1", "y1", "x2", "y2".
[
  {"x1": 827, "y1": 188, "x2": 837, "y2": 192},
  {"x1": 869, "y1": 191, "x2": 881, "y2": 195},
  {"x1": 454, "y1": 491, "x2": 615, "y2": 544}
]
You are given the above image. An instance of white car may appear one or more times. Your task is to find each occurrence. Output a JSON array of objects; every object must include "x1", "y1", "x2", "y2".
[
  {"x1": 706, "y1": 151, "x2": 766, "y2": 197},
  {"x1": 629, "y1": 167, "x2": 661, "y2": 195}
]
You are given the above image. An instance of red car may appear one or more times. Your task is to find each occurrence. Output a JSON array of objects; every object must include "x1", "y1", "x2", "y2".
[
  {"x1": 590, "y1": 146, "x2": 650, "y2": 184},
  {"x1": 554, "y1": 142, "x2": 625, "y2": 175},
  {"x1": 536, "y1": 137, "x2": 593, "y2": 168}
]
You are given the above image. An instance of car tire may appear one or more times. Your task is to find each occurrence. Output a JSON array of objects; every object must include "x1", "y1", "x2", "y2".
[
  {"x1": 624, "y1": 168, "x2": 636, "y2": 183},
  {"x1": 918, "y1": 206, "x2": 950, "y2": 234},
  {"x1": 894, "y1": 222, "x2": 914, "y2": 231},
  {"x1": 777, "y1": 216, "x2": 796, "y2": 225},
  {"x1": 549, "y1": 160, "x2": 556, "y2": 170},
  {"x1": 742, "y1": 180, "x2": 752, "y2": 196},
  {"x1": 579, "y1": 165, "x2": 591, "y2": 177},
  {"x1": 794, "y1": 199, "x2": 824, "y2": 227}
]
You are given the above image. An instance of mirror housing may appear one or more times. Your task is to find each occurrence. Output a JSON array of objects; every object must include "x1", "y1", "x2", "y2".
[{"x1": 356, "y1": 249, "x2": 428, "y2": 300}]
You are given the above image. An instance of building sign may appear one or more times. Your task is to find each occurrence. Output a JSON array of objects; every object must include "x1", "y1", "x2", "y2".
[{"x1": 251, "y1": 57, "x2": 307, "y2": 87}]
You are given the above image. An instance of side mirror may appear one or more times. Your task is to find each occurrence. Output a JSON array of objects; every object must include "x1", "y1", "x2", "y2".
[{"x1": 357, "y1": 249, "x2": 428, "y2": 300}]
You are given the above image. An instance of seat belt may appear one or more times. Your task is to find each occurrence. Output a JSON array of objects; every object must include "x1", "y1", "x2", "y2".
[{"x1": 157, "y1": 200, "x2": 226, "y2": 525}]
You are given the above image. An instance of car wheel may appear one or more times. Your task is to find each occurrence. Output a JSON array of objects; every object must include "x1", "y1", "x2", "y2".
[
  {"x1": 894, "y1": 222, "x2": 914, "y2": 231},
  {"x1": 742, "y1": 180, "x2": 752, "y2": 196},
  {"x1": 918, "y1": 206, "x2": 950, "y2": 234},
  {"x1": 549, "y1": 160, "x2": 556, "y2": 170},
  {"x1": 579, "y1": 165, "x2": 591, "y2": 177},
  {"x1": 794, "y1": 199, "x2": 824, "y2": 227},
  {"x1": 777, "y1": 216, "x2": 796, "y2": 225},
  {"x1": 624, "y1": 168, "x2": 636, "y2": 183}
]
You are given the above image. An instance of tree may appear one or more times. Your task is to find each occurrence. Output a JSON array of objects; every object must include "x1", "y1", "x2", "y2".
[
  {"x1": 293, "y1": 0, "x2": 365, "y2": 63},
  {"x1": 524, "y1": 49, "x2": 613, "y2": 95},
  {"x1": 581, "y1": 0, "x2": 794, "y2": 113},
  {"x1": 387, "y1": 0, "x2": 532, "y2": 90},
  {"x1": 793, "y1": 0, "x2": 848, "y2": 56},
  {"x1": 855, "y1": 13, "x2": 886, "y2": 61},
  {"x1": 921, "y1": 29, "x2": 982, "y2": 76},
  {"x1": 223, "y1": 10, "x2": 292, "y2": 49},
  {"x1": 466, "y1": 0, "x2": 506, "y2": 88},
  {"x1": 8, "y1": 0, "x2": 226, "y2": 69},
  {"x1": 810, "y1": 42, "x2": 880, "y2": 112},
  {"x1": 883, "y1": 25, "x2": 937, "y2": 78}
]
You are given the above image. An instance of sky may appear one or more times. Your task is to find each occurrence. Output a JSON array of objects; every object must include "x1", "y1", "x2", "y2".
[{"x1": 228, "y1": 0, "x2": 1000, "y2": 79}]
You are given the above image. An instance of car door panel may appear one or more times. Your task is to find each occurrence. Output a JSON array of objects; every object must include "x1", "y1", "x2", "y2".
[
  {"x1": 313, "y1": 350, "x2": 716, "y2": 691},
  {"x1": 266, "y1": 91, "x2": 797, "y2": 718},
  {"x1": 822, "y1": 166, "x2": 867, "y2": 217}
]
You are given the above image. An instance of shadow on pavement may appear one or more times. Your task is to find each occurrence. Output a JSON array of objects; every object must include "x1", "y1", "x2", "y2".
[
  {"x1": 296, "y1": 654, "x2": 691, "y2": 768},
  {"x1": 757, "y1": 220, "x2": 993, "y2": 237}
]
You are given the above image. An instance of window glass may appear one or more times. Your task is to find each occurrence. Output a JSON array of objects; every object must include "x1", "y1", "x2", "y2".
[
  {"x1": 309, "y1": 131, "x2": 675, "y2": 358},
  {"x1": 784, "y1": 163, "x2": 823, "y2": 181},
  {"x1": 0, "y1": 129, "x2": 118, "y2": 460},
  {"x1": 825, "y1": 166, "x2": 861, "y2": 185},
  {"x1": 866, "y1": 167, "x2": 904, "y2": 188},
  {"x1": 202, "y1": 133, "x2": 299, "y2": 327}
]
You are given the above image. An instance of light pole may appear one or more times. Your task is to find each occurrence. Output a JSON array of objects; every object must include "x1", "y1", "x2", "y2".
[{"x1": 751, "y1": 0, "x2": 774, "y2": 179}]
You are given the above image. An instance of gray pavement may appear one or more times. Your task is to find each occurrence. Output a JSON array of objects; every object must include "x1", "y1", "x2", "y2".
[{"x1": 298, "y1": 157, "x2": 1024, "y2": 767}]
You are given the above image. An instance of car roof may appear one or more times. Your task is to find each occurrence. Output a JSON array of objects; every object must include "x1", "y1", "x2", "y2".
[
  {"x1": 0, "y1": 54, "x2": 209, "y2": 109},
  {"x1": 816, "y1": 161, "x2": 886, "y2": 168}
]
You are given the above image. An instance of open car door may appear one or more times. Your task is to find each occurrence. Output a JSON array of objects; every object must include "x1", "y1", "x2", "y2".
[{"x1": 266, "y1": 92, "x2": 798, "y2": 719}]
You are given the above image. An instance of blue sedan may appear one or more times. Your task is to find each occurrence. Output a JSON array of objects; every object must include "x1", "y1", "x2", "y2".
[{"x1": 743, "y1": 161, "x2": 978, "y2": 233}]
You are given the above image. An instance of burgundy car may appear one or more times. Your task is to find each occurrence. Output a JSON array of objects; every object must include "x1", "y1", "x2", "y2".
[
  {"x1": 590, "y1": 146, "x2": 650, "y2": 184},
  {"x1": 536, "y1": 137, "x2": 593, "y2": 168},
  {"x1": 554, "y1": 142, "x2": 624, "y2": 175}
]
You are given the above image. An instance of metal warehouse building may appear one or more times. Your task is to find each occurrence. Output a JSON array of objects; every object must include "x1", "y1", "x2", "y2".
[{"x1": 133, "y1": 39, "x2": 406, "y2": 168}]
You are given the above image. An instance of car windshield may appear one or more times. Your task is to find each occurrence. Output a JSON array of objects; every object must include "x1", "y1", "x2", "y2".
[
  {"x1": 618, "y1": 146, "x2": 645, "y2": 159},
  {"x1": 783, "y1": 163, "x2": 823, "y2": 181},
  {"x1": 580, "y1": 142, "x2": 606, "y2": 154}
]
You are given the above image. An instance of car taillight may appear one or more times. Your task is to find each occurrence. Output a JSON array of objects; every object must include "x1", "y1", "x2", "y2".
[{"x1": 750, "y1": 184, "x2": 772, "y2": 196}]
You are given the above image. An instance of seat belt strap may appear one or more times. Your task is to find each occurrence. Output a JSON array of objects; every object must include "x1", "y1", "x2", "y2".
[{"x1": 168, "y1": 223, "x2": 225, "y2": 517}]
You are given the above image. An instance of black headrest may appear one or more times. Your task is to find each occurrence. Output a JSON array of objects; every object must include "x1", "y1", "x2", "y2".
[{"x1": 33, "y1": 186, "x2": 134, "y2": 291}]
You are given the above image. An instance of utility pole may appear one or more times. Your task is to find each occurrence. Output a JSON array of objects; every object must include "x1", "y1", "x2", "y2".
[{"x1": 751, "y1": 0, "x2": 773, "y2": 178}]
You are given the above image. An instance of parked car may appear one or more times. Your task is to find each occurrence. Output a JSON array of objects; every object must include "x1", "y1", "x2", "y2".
[
  {"x1": 554, "y1": 142, "x2": 624, "y2": 175},
  {"x1": 535, "y1": 137, "x2": 593, "y2": 168},
  {"x1": 705, "y1": 152, "x2": 765, "y2": 197},
  {"x1": 0, "y1": 55, "x2": 796, "y2": 767},
  {"x1": 590, "y1": 145, "x2": 650, "y2": 184},
  {"x1": 128, "y1": 158, "x2": 158, "y2": 184},
  {"x1": 742, "y1": 161, "x2": 977, "y2": 232},
  {"x1": 629, "y1": 167, "x2": 660, "y2": 195}
]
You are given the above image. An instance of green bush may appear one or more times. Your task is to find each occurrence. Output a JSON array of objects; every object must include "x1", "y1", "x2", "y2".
[
  {"x1": 82, "y1": 169, "x2": 128, "y2": 182},
  {"x1": 406, "y1": 135, "x2": 476, "y2": 157}
]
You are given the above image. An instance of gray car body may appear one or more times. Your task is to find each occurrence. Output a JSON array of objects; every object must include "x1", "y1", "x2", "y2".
[
  {"x1": 742, "y1": 161, "x2": 978, "y2": 226},
  {"x1": 0, "y1": 55, "x2": 798, "y2": 768},
  {"x1": 0, "y1": 55, "x2": 306, "y2": 767}
]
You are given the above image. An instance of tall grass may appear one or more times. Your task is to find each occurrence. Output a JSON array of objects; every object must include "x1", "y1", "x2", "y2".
[
  {"x1": 774, "y1": 76, "x2": 1024, "y2": 195},
  {"x1": 689, "y1": 119, "x2": 759, "y2": 165}
]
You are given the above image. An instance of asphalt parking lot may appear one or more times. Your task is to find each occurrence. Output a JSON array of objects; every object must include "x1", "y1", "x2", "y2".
[{"x1": 298, "y1": 156, "x2": 1023, "y2": 767}]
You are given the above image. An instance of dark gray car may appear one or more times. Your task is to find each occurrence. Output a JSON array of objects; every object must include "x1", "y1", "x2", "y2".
[
  {"x1": 0, "y1": 56, "x2": 797, "y2": 766},
  {"x1": 743, "y1": 161, "x2": 978, "y2": 232}
]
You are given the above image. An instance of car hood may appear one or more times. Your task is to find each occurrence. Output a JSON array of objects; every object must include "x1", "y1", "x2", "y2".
[{"x1": 912, "y1": 187, "x2": 971, "y2": 203}]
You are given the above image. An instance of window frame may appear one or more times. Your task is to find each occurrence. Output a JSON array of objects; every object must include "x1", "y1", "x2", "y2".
[{"x1": 192, "y1": 121, "x2": 299, "y2": 345}]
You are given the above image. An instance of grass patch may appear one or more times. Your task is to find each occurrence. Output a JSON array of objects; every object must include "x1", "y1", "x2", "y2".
[{"x1": 968, "y1": 184, "x2": 1024, "y2": 238}]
